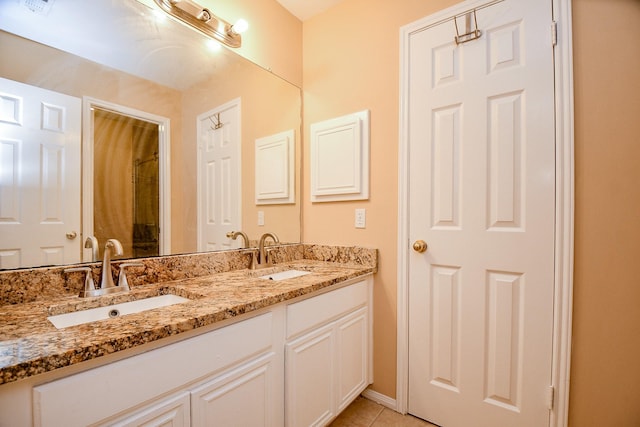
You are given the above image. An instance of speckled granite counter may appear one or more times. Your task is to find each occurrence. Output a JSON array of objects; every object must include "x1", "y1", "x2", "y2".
[{"x1": 0, "y1": 245, "x2": 377, "y2": 386}]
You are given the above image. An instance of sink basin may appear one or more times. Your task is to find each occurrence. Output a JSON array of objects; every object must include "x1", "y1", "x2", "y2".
[
  {"x1": 48, "y1": 294, "x2": 190, "y2": 329},
  {"x1": 259, "y1": 269, "x2": 310, "y2": 281}
]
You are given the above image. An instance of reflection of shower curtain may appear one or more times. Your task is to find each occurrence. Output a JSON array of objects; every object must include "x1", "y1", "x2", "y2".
[{"x1": 132, "y1": 121, "x2": 160, "y2": 258}]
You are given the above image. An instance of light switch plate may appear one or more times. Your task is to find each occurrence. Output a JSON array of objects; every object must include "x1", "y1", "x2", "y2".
[
  {"x1": 258, "y1": 210, "x2": 265, "y2": 226},
  {"x1": 355, "y1": 208, "x2": 366, "y2": 228}
]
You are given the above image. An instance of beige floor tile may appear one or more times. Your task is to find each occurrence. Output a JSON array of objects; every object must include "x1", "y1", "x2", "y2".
[
  {"x1": 329, "y1": 396, "x2": 385, "y2": 427},
  {"x1": 371, "y1": 408, "x2": 439, "y2": 427}
]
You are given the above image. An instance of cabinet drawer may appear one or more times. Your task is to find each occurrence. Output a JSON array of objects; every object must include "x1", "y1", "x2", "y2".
[
  {"x1": 34, "y1": 312, "x2": 274, "y2": 427},
  {"x1": 286, "y1": 280, "x2": 368, "y2": 339}
]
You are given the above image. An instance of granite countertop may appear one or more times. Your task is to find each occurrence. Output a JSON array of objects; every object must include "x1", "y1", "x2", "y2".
[{"x1": 0, "y1": 260, "x2": 374, "y2": 386}]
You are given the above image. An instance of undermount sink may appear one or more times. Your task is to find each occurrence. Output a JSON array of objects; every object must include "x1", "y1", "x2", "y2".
[
  {"x1": 47, "y1": 294, "x2": 190, "y2": 329},
  {"x1": 259, "y1": 269, "x2": 310, "y2": 281}
]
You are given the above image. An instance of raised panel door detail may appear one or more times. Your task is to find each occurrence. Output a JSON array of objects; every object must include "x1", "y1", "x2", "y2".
[
  {"x1": 430, "y1": 265, "x2": 460, "y2": 391},
  {"x1": 286, "y1": 324, "x2": 335, "y2": 427},
  {"x1": 191, "y1": 353, "x2": 275, "y2": 427},
  {"x1": 40, "y1": 143, "x2": 64, "y2": 223},
  {"x1": 221, "y1": 156, "x2": 232, "y2": 225},
  {"x1": 431, "y1": 105, "x2": 461, "y2": 229},
  {"x1": 487, "y1": 91, "x2": 524, "y2": 230},
  {"x1": 0, "y1": 93, "x2": 21, "y2": 125},
  {"x1": 40, "y1": 246, "x2": 64, "y2": 266},
  {"x1": 336, "y1": 307, "x2": 368, "y2": 411},
  {"x1": 205, "y1": 160, "x2": 217, "y2": 226},
  {"x1": 487, "y1": 21, "x2": 523, "y2": 74},
  {"x1": 41, "y1": 102, "x2": 66, "y2": 132},
  {"x1": 484, "y1": 271, "x2": 524, "y2": 411},
  {"x1": 432, "y1": 41, "x2": 460, "y2": 88},
  {"x1": 0, "y1": 138, "x2": 21, "y2": 223},
  {"x1": 0, "y1": 249, "x2": 20, "y2": 269},
  {"x1": 103, "y1": 392, "x2": 190, "y2": 427}
]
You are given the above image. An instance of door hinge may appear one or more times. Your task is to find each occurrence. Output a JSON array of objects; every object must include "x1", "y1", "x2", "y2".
[
  {"x1": 547, "y1": 385, "x2": 555, "y2": 410},
  {"x1": 551, "y1": 21, "x2": 558, "y2": 47}
]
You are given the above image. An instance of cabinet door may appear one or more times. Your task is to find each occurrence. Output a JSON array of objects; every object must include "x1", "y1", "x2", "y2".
[
  {"x1": 336, "y1": 307, "x2": 369, "y2": 412},
  {"x1": 285, "y1": 323, "x2": 335, "y2": 427},
  {"x1": 191, "y1": 353, "x2": 277, "y2": 427},
  {"x1": 103, "y1": 392, "x2": 190, "y2": 427}
]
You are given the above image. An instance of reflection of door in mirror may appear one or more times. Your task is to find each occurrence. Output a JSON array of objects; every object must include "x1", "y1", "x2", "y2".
[
  {"x1": 197, "y1": 99, "x2": 241, "y2": 251},
  {"x1": 92, "y1": 108, "x2": 160, "y2": 260},
  {"x1": 0, "y1": 77, "x2": 81, "y2": 269}
]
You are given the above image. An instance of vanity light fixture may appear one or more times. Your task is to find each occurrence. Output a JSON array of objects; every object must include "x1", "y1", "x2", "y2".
[{"x1": 153, "y1": 0, "x2": 248, "y2": 48}]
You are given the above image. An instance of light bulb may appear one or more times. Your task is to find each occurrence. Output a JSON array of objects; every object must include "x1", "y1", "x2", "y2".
[{"x1": 231, "y1": 18, "x2": 249, "y2": 34}]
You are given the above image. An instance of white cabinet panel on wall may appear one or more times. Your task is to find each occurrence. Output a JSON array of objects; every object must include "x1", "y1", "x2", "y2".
[
  {"x1": 255, "y1": 129, "x2": 295, "y2": 204},
  {"x1": 310, "y1": 110, "x2": 370, "y2": 202}
]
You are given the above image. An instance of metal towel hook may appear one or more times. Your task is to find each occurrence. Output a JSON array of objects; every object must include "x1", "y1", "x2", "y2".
[{"x1": 454, "y1": 9, "x2": 482, "y2": 45}]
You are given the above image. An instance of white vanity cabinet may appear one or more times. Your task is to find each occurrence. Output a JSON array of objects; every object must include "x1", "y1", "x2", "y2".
[
  {"x1": 285, "y1": 279, "x2": 373, "y2": 427},
  {"x1": 33, "y1": 311, "x2": 284, "y2": 427},
  {"x1": 4, "y1": 275, "x2": 372, "y2": 427}
]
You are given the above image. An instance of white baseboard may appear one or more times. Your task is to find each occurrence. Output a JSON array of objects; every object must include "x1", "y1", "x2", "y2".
[{"x1": 362, "y1": 388, "x2": 398, "y2": 412}]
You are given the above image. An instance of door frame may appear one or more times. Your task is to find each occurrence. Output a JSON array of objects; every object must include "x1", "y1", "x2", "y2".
[
  {"x1": 395, "y1": 1, "x2": 575, "y2": 426},
  {"x1": 82, "y1": 97, "x2": 171, "y2": 260}
]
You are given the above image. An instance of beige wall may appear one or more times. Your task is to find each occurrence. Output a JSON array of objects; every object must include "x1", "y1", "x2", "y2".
[
  {"x1": 570, "y1": 0, "x2": 640, "y2": 425},
  {"x1": 302, "y1": 0, "x2": 640, "y2": 425}
]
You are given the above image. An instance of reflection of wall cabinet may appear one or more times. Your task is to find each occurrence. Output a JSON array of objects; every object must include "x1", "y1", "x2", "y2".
[
  {"x1": 21, "y1": 277, "x2": 371, "y2": 427},
  {"x1": 285, "y1": 280, "x2": 373, "y2": 427}
]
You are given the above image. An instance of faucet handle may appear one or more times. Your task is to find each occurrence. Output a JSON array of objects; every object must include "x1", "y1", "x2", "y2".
[
  {"x1": 248, "y1": 248, "x2": 259, "y2": 270},
  {"x1": 117, "y1": 262, "x2": 145, "y2": 291},
  {"x1": 64, "y1": 266, "x2": 99, "y2": 298}
]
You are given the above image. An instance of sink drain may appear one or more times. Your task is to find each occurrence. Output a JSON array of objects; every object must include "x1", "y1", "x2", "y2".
[{"x1": 108, "y1": 309, "x2": 121, "y2": 318}]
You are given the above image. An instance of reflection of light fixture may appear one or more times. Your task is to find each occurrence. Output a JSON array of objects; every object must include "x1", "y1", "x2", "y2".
[
  {"x1": 153, "y1": 0, "x2": 248, "y2": 48},
  {"x1": 229, "y1": 19, "x2": 249, "y2": 36}
]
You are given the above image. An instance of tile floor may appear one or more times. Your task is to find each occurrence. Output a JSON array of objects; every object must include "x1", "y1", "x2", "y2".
[{"x1": 329, "y1": 396, "x2": 438, "y2": 427}]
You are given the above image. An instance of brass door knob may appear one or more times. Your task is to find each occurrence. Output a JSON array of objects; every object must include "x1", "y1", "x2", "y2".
[
  {"x1": 66, "y1": 231, "x2": 78, "y2": 240},
  {"x1": 412, "y1": 240, "x2": 428, "y2": 253}
]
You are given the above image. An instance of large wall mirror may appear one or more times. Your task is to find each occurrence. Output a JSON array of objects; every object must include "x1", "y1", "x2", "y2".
[{"x1": 0, "y1": 0, "x2": 301, "y2": 269}]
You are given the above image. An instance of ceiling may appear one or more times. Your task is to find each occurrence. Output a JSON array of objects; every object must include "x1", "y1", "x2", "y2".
[{"x1": 275, "y1": 0, "x2": 346, "y2": 21}]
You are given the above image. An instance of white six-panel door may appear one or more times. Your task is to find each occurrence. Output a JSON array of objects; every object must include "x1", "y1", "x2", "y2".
[
  {"x1": 407, "y1": 1, "x2": 556, "y2": 426},
  {"x1": 0, "y1": 77, "x2": 81, "y2": 268},
  {"x1": 197, "y1": 99, "x2": 241, "y2": 251}
]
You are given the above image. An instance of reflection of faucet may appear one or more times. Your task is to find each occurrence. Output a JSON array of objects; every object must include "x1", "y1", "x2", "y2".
[
  {"x1": 85, "y1": 236, "x2": 99, "y2": 262},
  {"x1": 100, "y1": 239, "x2": 123, "y2": 293},
  {"x1": 65, "y1": 238, "x2": 145, "y2": 297},
  {"x1": 258, "y1": 232, "x2": 279, "y2": 267},
  {"x1": 226, "y1": 231, "x2": 250, "y2": 248}
]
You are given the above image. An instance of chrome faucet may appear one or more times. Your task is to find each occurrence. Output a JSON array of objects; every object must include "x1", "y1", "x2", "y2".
[
  {"x1": 258, "y1": 232, "x2": 279, "y2": 267},
  {"x1": 226, "y1": 230, "x2": 250, "y2": 248},
  {"x1": 99, "y1": 238, "x2": 124, "y2": 294}
]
